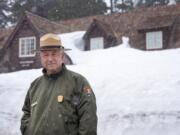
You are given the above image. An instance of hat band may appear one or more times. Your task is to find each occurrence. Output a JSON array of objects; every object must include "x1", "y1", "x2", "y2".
[{"x1": 40, "y1": 46, "x2": 64, "y2": 50}]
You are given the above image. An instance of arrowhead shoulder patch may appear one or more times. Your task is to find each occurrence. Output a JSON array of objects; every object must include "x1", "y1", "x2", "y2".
[{"x1": 83, "y1": 86, "x2": 92, "y2": 94}]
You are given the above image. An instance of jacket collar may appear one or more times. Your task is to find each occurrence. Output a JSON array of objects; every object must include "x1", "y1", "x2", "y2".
[{"x1": 42, "y1": 64, "x2": 66, "y2": 79}]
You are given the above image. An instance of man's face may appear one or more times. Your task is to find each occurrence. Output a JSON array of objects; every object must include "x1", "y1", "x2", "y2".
[{"x1": 40, "y1": 48, "x2": 64, "y2": 74}]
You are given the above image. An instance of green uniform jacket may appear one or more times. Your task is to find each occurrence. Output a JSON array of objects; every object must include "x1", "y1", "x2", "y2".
[{"x1": 20, "y1": 66, "x2": 97, "y2": 135}]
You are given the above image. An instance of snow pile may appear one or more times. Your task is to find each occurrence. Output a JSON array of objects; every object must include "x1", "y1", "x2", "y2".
[{"x1": 0, "y1": 31, "x2": 180, "y2": 135}]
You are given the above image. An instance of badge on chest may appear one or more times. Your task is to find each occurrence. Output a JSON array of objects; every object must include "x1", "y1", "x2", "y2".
[{"x1": 57, "y1": 95, "x2": 64, "y2": 103}]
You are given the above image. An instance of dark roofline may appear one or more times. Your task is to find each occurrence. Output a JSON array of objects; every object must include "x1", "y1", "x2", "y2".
[
  {"x1": 0, "y1": 12, "x2": 41, "y2": 61},
  {"x1": 137, "y1": 15, "x2": 180, "y2": 31},
  {"x1": 25, "y1": 11, "x2": 68, "y2": 32},
  {"x1": 0, "y1": 27, "x2": 14, "y2": 47},
  {"x1": 83, "y1": 18, "x2": 115, "y2": 39},
  {"x1": 3, "y1": 12, "x2": 40, "y2": 49}
]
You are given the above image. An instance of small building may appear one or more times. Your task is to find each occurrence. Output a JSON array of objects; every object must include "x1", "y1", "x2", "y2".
[
  {"x1": 83, "y1": 4, "x2": 180, "y2": 51},
  {"x1": 137, "y1": 15, "x2": 180, "y2": 50},
  {"x1": 0, "y1": 11, "x2": 72, "y2": 73},
  {"x1": 1, "y1": 4, "x2": 180, "y2": 73},
  {"x1": 83, "y1": 19, "x2": 117, "y2": 50}
]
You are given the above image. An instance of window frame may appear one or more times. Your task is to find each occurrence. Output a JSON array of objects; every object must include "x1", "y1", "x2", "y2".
[
  {"x1": 90, "y1": 37, "x2": 104, "y2": 50},
  {"x1": 19, "y1": 37, "x2": 36, "y2": 58},
  {"x1": 146, "y1": 31, "x2": 163, "y2": 50}
]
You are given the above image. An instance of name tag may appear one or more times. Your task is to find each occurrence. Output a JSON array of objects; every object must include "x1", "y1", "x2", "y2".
[{"x1": 57, "y1": 95, "x2": 64, "y2": 103}]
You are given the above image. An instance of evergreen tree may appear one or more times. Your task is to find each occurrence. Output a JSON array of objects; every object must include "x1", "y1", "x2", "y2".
[
  {"x1": 10, "y1": 0, "x2": 107, "y2": 24},
  {"x1": 11, "y1": 0, "x2": 57, "y2": 23},
  {"x1": 48, "y1": 0, "x2": 107, "y2": 21},
  {"x1": 114, "y1": 0, "x2": 134, "y2": 12},
  {"x1": 109, "y1": 0, "x2": 133, "y2": 13},
  {"x1": 0, "y1": 0, "x2": 12, "y2": 28},
  {"x1": 136, "y1": 0, "x2": 169, "y2": 7}
]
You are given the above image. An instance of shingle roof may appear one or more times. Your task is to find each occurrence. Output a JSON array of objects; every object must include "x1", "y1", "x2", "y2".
[
  {"x1": 90, "y1": 4, "x2": 180, "y2": 43},
  {"x1": 95, "y1": 19, "x2": 115, "y2": 36},
  {"x1": 137, "y1": 15, "x2": 178, "y2": 30},
  {"x1": 83, "y1": 18, "x2": 115, "y2": 39},
  {"x1": 57, "y1": 15, "x2": 102, "y2": 32},
  {"x1": 2, "y1": 11, "x2": 71, "y2": 49},
  {"x1": 2, "y1": 4, "x2": 180, "y2": 49},
  {"x1": 25, "y1": 11, "x2": 69, "y2": 35},
  {"x1": 0, "y1": 27, "x2": 14, "y2": 49}
]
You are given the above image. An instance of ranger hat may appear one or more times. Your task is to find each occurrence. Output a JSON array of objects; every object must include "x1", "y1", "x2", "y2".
[{"x1": 40, "y1": 33, "x2": 64, "y2": 51}]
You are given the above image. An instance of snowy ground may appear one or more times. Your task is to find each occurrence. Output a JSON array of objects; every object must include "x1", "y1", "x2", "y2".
[{"x1": 0, "y1": 31, "x2": 180, "y2": 135}]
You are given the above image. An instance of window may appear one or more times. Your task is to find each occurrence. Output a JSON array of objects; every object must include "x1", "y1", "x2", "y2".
[
  {"x1": 90, "y1": 37, "x2": 104, "y2": 50},
  {"x1": 146, "y1": 31, "x2": 163, "y2": 50},
  {"x1": 19, "y1": 37, "x2": 36, "y2": 57}
]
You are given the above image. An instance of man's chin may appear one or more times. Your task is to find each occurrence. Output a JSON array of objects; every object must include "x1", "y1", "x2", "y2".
[
  {"x1": 46, "y1": 68, "x2": 57, "y2": 74},
  {"x1": 46, "y1": 67, "x2": 62, "y2": 75}
]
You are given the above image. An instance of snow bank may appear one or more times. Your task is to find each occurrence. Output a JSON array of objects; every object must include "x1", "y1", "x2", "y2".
[{"x1": 0, "y1": 31, "x2": 180, "y2": 135}]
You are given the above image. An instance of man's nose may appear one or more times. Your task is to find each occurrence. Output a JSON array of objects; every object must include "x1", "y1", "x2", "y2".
[{"x1": 47, "y1": 55, "x2": 53, "y2": 61}]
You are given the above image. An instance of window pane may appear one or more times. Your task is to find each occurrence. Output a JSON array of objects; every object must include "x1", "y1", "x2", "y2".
[
  {"x1": 155, "y1": 32, "x2": 163, "y2": 48},
  {"x1": 19, "y1": 37, "x2": 36, "y2": 57},
  {"x1": 90, "y1": 37, "x2": 104, "y2": 50},
  {"x1": 21, "y1": 44, "x2": 25, "y2": 55},
  {"x1": 146, "y1": 31, "x2": 163, "y2": 49},
  {"x1": 21, "y1": 39, "x2": 25, "y2": 46}
]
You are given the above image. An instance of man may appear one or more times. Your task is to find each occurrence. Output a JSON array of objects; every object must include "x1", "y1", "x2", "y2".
[{"x1": 20, "y1": 33, "x2": 97, "y2": 135}]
